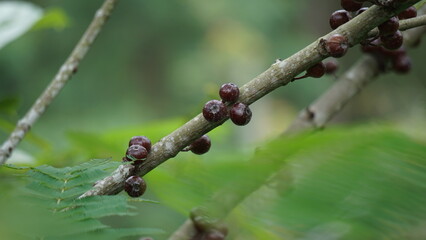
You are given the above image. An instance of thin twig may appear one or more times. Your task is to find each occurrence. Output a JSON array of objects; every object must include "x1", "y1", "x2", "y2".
[
  {"x1": 0, "y1": 0, "x2": 119, "y2": 164},
  {"x1": 367, "y1": 14, "x2": 426, "y2": 38},
  {"x1": 80, "y1": 0, "x2": 421, "y2": 199}
]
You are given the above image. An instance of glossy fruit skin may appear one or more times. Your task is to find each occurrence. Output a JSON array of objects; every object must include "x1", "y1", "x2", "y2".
[
  {"x1": 203, "y1": 100, "x2": 228, "y2": 122},
  {"x1": 355, "y1": 7, "x2": 368, "y2": 16},
  {"x1": 325, "y1": 60, "x2": 339, "y2": 74},
  {"x1": 392, "y1": 55, "x2": 411, "y2": 73},
  {"x1": 380, "y1": 30, "x2": 403, "y2": 50},
  {"x1": 398, "y1": 6, "x2": 417, "y2": 20},
  {"x1": 378, "y1": 17, "x2": 399, "y2": 36},
  {"x1": 126, "y1": 145, "x2": 148, "y2": 161},
  {"x1": 341, "y1": 0, "x2": 363, "y2": 12},
  {"x1": 219, "y1": 83, "x2": 239, "y2": 103},
  {"x1": 124, "y1": 176, "x2": 147, "y2": 197},
  {"x1": 190, "y1": 135, "x2": 211, "y2": 155},
  {"x1": 230, "y1": 103, "x2": 252, "y2": 126},
  {"x1": 325, "y1": 34, "x2": 349, "y2": 58},
  {"x1": 306, "y1": 62, "x2": 326, "y2": 78},
  {"x1": 129, "y1": 136, "x2": 152, "y2": 153},
  {"x1": 329, "y1": 10, "x2": 351, "y2": 29}
]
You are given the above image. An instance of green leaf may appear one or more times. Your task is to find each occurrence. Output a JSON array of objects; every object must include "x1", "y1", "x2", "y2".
[
  {"x1": 0, "y1": 96, "x2": 19, "y2": 116},
  {"x1": 3, "y1": 159, "x2": 162, "y2": 238},
  {"x1": 2, "y1": 163, "x2": 31, "y2": 170},
  {"x1": 236, "y1": 126, "x2": 426, "y2": 239},
  {"x1": 0, "y1": 1, "x2": 43, "y2": 50},
  {"x1": 32, "y1": 7, "x2": 69, "y2": 31}
]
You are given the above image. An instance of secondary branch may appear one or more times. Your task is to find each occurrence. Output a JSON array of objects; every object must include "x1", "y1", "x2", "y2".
[{"x1": 367, "y1": 14, "x2": 426, "y2": 38}]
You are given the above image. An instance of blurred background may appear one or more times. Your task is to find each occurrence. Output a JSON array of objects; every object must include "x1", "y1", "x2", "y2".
[{"x1": 0, "y1": 0, "x2": 425, "y2": 239}]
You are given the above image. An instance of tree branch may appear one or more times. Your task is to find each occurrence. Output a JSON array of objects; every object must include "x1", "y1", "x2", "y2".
[
  {"x1": 79, "y1": 1, "x2": 422, "y2": 199},
  {"x1": 285, "y1": 55, "x2": 379, "y2": 134},
  {"x1": 287, "y1": 9, "x2": 426, "y2": 134},
  {"x1": 0, "y1": 0, "x2": 120, "y2": 164},
  {"x1": 367, "y1": 14, "x2": 426, "y2": 38},
  {"x1": 168, "y1": 6, "x2": 426, "y2": 240}
]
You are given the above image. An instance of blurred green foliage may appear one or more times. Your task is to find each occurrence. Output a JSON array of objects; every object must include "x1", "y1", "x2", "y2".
[
  {"x1": 1, "y1": 159, "x2": 162, "y2": 240},
  {"x1": 32, "y1": 7, "x2": 70, "y2": 31}
]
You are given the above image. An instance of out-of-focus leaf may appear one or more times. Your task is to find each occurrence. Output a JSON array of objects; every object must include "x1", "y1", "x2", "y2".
[
  {"x1": 415, "y1": 0, "x2": 426, "y2": 9},
  {"x1": 149, "y1": 125, "x2": 426, "y2": 239},
  {"x1": 1, "y1": 159, "x2": 162, "y2": 239},
  {"x1": 263, "y1": 130, "x2": 426, "y2": 239},
  {"x1": 0, "y1": 96, "x2": 19, "y2": 116},
  {"x1": 0, "y1": 1, "x2": 43, "y2": 50},
  {"x1": 148, "y1": 150, "x2": 254, "y2": 215},
  {"x1": 32, "y1": 7, "x2": 70, "y2": 31},
  {"x1": 235, "y1": 126, "x2": 426, "y2": 239}
]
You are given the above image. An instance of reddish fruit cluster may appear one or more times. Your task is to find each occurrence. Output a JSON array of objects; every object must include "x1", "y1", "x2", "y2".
[
  {"x1": 121, "y1": 136, "x2": 151, "y2": 197},
  {"x1": 328, "y1": 1, "x2": 418, "y2": 74},
  {"x1": 358, "y1": 5, "x2": 417, "y2": 73},
  {"x1": 362, "y1": 41, "x2": 411, "y2": 73},
  {"x1": 203, "y1": 83, "x2": 252, "y2": 126}
]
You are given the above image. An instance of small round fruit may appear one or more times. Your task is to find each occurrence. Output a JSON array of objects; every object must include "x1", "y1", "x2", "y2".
[
  {"x1": 392, "y1": 55, "x2": 411, "y2": 73},
  {"x1": 230, "y1": 103, "x2": 252, "y2": 126},
  {"x1": 325, "y1": 34, "x2": 349, "y2": 58},
  {"x1": 378, "y1": 17, "x2": 399, "y2": 36},
  {"x1": 398, "y1": 6, "x2": 417, "y2": 20},
  {"x1": 189, "y1": 135, "x2": 211, "y2": 155},
  {"x1": 129, "y1": 136, "x2": 152, "y2": 153},
  {"x1": 124, "y1": 176, "x2": 147, "y2": 197},
  {"x1": 219, "y1": 83, "x2": 239, "y2": 103},
  {"x1": 341, "y1": 0, "x2": 363, "y2": 12},
  {"x1": 126, "y1": 145, "x2": 148, "y2": 161},
  {"x1": 329, "y1": 10, "x2": 351, "y2": 30},
  {"x1": 203, "y1": 100, "x2": 228, "y2": 122},
  {"x1": 355, "y1": 7, "x2": 368, "y2": 16},
  {"x1": 380, "y1": 30, "x2": 403, "y2": 50},
  {"x1": 306, "y1": 62, "x2": 326, "y2": 78},
  {"x1": 325, "y1": 60, "x2": 339, "y2": 74}
]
